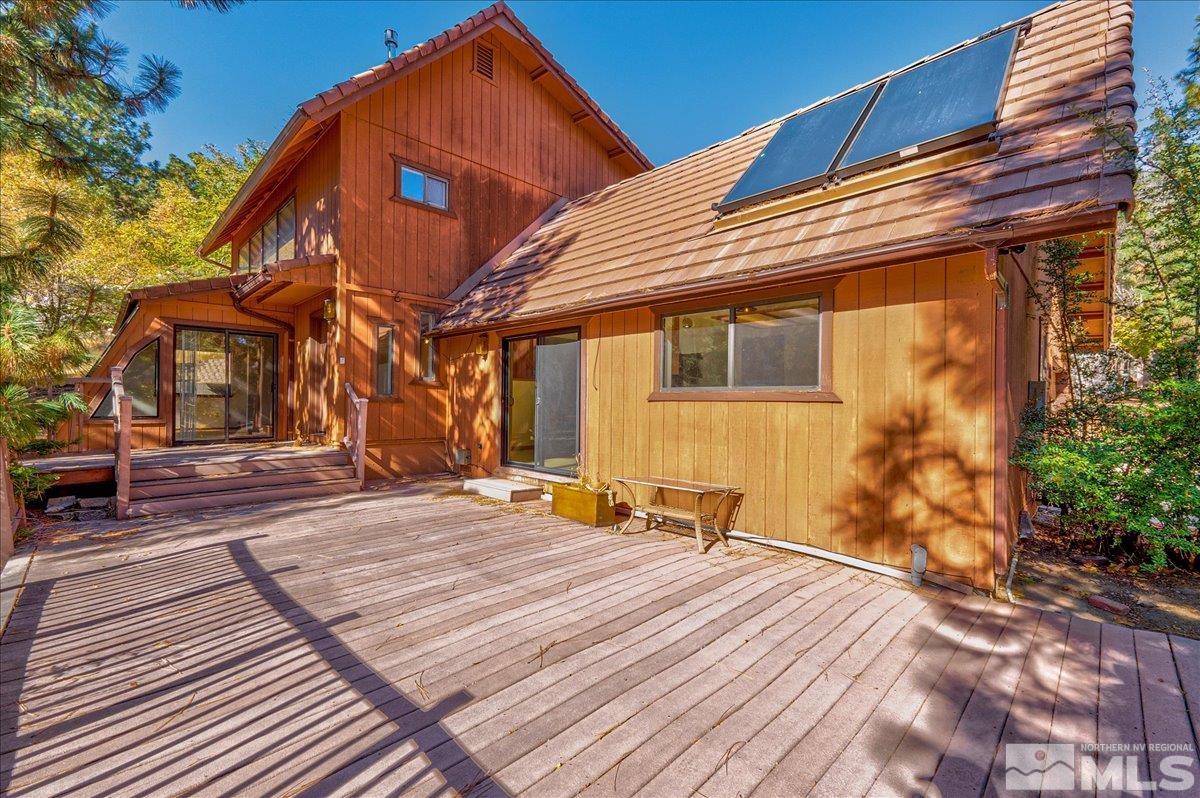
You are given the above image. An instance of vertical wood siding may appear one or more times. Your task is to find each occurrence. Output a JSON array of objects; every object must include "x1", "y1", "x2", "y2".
[
  {"x1": 230, "y1": 120, "x2": 341, "y2": 263},
  {"x1": 336, "y1": 33, "x2": 634, "y2": 297},
  {"x1": 445, "y1": 254, "x2": 999, "y2": 589},
  {"x1": 336, "y1": 33, "x2": 637, "y2": 464}
]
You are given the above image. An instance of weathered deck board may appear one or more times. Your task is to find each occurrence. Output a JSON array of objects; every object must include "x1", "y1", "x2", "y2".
[{"x1": 0, "y1": 483, "x2": 1196, "y2": 797}]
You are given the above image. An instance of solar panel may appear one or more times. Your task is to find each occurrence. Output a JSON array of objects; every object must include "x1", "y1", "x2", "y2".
[
  {"x1": 717, "y1": 84, "x2": 879, "y2": 210},
  {"x1": 839, "y1": 27, "x2": 1018, "y2": 170}
]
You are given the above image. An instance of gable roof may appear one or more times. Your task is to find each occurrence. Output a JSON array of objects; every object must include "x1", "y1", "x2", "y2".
[
  {"x1": 438, "y1": 0, "x2": 1135, "y2": 333},
  {"x1": 199, "y1": 1, "x2": 651, "y2": 258}
]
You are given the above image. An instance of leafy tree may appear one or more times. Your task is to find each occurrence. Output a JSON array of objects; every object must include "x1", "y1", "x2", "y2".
[
  {"x1": 1014, "y1": 23, "x2": 1200, "y2": 571},
  {"x1": 0, "y1": 0, "x2": 243, "y2": 514},
  {"x1": 1104, "y1": 23, "x2": 1200, "y2": 376}
]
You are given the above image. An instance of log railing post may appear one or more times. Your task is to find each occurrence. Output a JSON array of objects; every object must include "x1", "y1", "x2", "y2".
[
  {"x1": 111, "y1": 366, "x2": 132, "y2": 519},
  {"x1": 343, "y1": 382, "x2": 368, "y2": 488}
]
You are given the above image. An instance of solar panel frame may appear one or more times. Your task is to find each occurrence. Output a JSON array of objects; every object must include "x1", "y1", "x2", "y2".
[
  {"x1": 714, "y1": 83, "x2": 881, "y2": 213},
  {"x1": 714, "y1": 22, "x2": 1025, "y2": 217},
  {"x1": 835, "y1": 25, "x2": 1021, "y2": 176}
]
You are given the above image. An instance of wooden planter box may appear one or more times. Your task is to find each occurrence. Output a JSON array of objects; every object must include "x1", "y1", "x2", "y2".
[{"x1": 550, "y1": 483, "x2": 615, "y2": 527}]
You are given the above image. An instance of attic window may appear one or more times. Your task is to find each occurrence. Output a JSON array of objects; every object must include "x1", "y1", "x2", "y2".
[
  {"x1": 473, "y1": 41, "x2": 495, "y2": 81},
  {"x1": 393, "y1": 160, "x2": 450, "y2": 212}
]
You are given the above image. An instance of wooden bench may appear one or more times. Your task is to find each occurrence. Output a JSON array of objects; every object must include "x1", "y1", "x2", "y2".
[{"x1": 611, "y1": 476, "x2": 741, "y2": 553}]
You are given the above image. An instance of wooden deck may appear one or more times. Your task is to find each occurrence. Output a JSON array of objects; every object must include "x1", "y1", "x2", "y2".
[{"x1": 1, "y1": 483, "x2": 1196, "y2": 796}]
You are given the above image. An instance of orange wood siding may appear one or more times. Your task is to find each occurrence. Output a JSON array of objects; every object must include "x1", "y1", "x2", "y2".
[
  {"x1": 336, "y1": 32, "x2": 634, "y2": 299},
  {"x1": 230, "y1": 120, "x2": 341, "y2": 266},
  {"x1": 446, "y1": 253, "x2": 999, "y2": 589},
  {"x1": 60, "y1": 292, "x2": 294, "y2": 451},
  {"x1": 335, "y1": 32, "x2": 636, "y2": 464},
  {"x1": 343, "y1": 291, "x2": 450, "y2": 477}
]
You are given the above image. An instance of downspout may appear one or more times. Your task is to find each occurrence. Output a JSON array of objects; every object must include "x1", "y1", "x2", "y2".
[
  {"x1": 983, "y1": 246, "x2": 1012, "y2": 594},
  {"x1": 230, "y1": 290, "x2": 297, "y2": 443}
]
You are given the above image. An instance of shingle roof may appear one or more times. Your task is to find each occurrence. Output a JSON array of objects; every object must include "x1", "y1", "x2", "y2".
[
  {"x1": 296, "y1": 2, "x2": 650, "y2": 169},
  {"x1": 439, "y1": 0, "x2": 1135, "y2": 333}
]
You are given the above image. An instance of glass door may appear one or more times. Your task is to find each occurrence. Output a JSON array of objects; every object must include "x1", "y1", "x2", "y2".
[
  {"x1": 175, "y1": 328, "x2": 276, "y2": 444},
  {"x1": 502, "y1": 330, "x2": 580, "y2": 474}
]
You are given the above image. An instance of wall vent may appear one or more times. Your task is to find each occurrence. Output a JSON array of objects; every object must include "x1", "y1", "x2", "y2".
[{"x1": 473, "y1": 41, "x2": 495, "y2": 81}]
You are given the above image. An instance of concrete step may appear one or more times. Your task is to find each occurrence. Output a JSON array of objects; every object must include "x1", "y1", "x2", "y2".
[
  {"x1": 127, "y1": 478, "x2": 360, "y2": 517},
  {"x1": 130, "y1": 464, "x2": 357, "y2": 500},
  {"x1": 462, "y1": 478, "x2": 544, "y2": 503}
]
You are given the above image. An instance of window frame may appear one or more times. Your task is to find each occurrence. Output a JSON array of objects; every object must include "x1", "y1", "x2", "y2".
[
  {"x1": 372, "y1": 320, "x2": 398, "y2": 399},
  {"x1": 390, "y1": 156, "x2": 454, "y2": 216},
  {"x1": 236, "y1": 196, "x2": 297, "y2": 273},
  {"x1": 412, "y1": 309, "x2": 442, "y2": 386},
  {"x1": 649, "y1": 281, "x2": 839, "y2": 403},
  {"x1": 91, "y1": 337, "x2": 162, "y2": 420}
]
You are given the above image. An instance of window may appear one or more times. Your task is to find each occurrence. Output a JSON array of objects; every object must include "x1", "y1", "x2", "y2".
[
  {"x1": 661, "y1": 296, "x2": 821, "y2": 391},
  {"x1": 395, "y1": 163, "x2": 449, "y2": 211},
  {"x1": 418, "y1": 311, "x2": 438, "y2": 383},
  {"x1": 236, "y1": 198, "x2": 296, "y2": 272},
  {"x1": 93, "y1": 339, "x2": 159, "y2": 418},
  {"x1": 375, "y1": 323, "x2": 396, "y2": 396}
]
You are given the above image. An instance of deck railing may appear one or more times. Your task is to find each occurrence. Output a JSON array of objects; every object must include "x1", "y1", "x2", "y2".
[
  {"x1": 111, "y1": 366, "x2": 132, "y2": 519},
  {"x1": 344, "y1": 382, "x2": 368, "y2": 488},
  {"x1": 1, "y1": 437, "x2": 17, "y2": 570}
]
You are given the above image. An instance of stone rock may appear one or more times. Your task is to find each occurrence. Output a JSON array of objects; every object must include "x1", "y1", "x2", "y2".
[
  {"x1": 1034, "y1": 505, "x2": 1062, "y2": 526},
  {"x1": 1087, "y1": 595, "x2": 1131, "y2": 616},
  {"x1": 1071, "y1": 554, "x2": 1110, "y2": 568},
  {"x1": 78, "y1": 497, "x2": 112, "y2": 510},
  {"x1": 46, "y1": 495, "x2": 78, "y2": 513}
]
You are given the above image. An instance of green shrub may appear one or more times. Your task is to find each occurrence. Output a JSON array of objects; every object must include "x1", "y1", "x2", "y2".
[
  {"x1": 1014, "y1": 381, "x2": 1200, "y2": 570},
  {"x1": 7, "y1": 463, "x2": 57, "y2": 506}
]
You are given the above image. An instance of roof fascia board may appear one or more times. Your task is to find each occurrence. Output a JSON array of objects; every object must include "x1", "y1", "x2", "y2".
[
  {"x1": 199, "y1": 110, "x2": 306, "y2": 255},
  {"x1": 305, "y1": 25, "x2": 490, "y2": 125}
]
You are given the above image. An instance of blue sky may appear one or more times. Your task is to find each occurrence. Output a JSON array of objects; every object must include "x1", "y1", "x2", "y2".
[{"x1": 105, "y1": 0, "x2": 1197, "y2": 167}]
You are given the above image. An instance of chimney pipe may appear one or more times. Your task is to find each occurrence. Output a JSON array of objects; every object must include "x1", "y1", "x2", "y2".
[{"x1": 384, "y1": 28, "x2": 398, "y2": 58}]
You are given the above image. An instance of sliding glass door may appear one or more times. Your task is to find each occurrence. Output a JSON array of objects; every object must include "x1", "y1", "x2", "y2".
[
  {"x1": 175, "y1": 327, "x2": 277, "y2": 444},
  {"x1": 502, "y1": 330, "x2": 580, "y2": 475}
]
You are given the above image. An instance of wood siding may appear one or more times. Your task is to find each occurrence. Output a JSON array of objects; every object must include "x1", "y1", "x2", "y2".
[
  {"x1": 343, "y1": 290, "x2": 451, "y2": 478},
  {"x1": 447, "y1": 254, "x2": 1000, "y2": 589},
  {"x1": 60, "y1": 292, "x2": 294, "y2": 451},
  {"x1": 336, "y1": 32, "x2": 634, "y2": 298},
  {"x1": 230, "y1": 120, "x2": 341, "y2": 266},
  {"x1": 336, "y1": 31, "x2": 637, "y2": 467}
]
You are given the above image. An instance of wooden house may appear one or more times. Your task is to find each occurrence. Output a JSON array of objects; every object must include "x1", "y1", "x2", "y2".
[{"x1": 59, "y1": 0, "x2": 1133, "y2": 591}]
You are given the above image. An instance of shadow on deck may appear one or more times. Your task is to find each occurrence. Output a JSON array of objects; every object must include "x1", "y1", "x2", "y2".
[{"x1": 0, "y1": 526, "x2": 501, "y2": 796}]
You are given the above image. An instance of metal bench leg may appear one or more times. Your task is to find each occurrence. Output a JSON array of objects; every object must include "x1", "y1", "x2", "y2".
[{"x1": 693, "y1": 495, "x2": 705, "y2": 553}]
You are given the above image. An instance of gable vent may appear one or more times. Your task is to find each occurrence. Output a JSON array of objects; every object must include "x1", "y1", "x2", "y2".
[{"x1": 473, "y1": 41, "x2": 495, "y2": 81}]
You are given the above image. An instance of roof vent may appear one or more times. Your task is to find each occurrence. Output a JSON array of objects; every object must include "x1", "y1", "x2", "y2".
[
  {"x1": 473, "y1": 40, "x2": 495, "y2": 81},
  {"x1": 384, "y1": 28, "x2": 398, "y2": 59}
]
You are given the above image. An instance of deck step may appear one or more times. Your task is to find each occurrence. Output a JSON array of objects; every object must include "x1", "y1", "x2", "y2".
[
  {"x1": 130, "y1": 464, "x2": 357, "y2": 500},
  {"x1": 462, "y1": 478, "x2": 544, "y2": 503},
  {"x1": 127, "y1": 478, "x2": 360, "y2": 517},
  {"x1": 131, "y1": 450, "x2": 349, "y2": 481}
]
